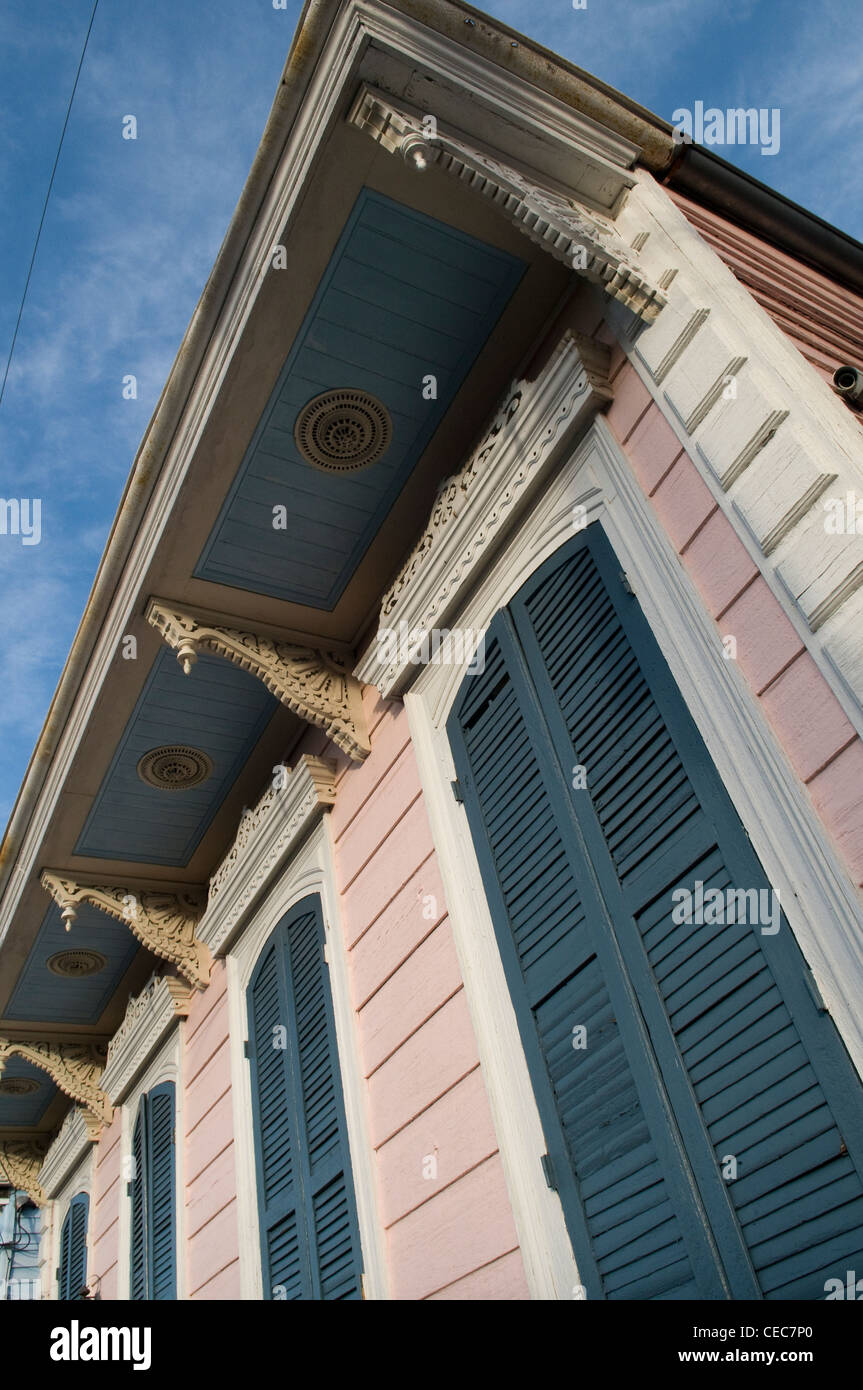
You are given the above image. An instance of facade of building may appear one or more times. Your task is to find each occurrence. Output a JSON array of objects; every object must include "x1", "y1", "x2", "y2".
[{"x1": 1, "y1": 0, "x2": 863, "y2": 1301}]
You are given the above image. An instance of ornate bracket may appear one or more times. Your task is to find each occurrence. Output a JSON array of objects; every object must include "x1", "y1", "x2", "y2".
[
  {"x1": 40, "y1": 872, "x2": 211, "y2": 990},
  {"x1": 0, "y1": 1039, "x2": 111, "y2": 1137},
  {"x1": 348, "y1": 84, "x2": 666, "y2": 323},
  {"x1": 145, "y1": 601, "x2": 370, "y2": 761},
  {"x1": 0, "y1": 1139, "x2": 49, "y2": 1205}
]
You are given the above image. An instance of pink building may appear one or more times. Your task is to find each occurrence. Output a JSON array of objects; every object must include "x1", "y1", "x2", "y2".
[{"x1": 2, "y1": 0, "x2": 863, "y2": 1302}]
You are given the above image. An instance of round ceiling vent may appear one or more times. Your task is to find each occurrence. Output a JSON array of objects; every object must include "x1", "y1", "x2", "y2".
[
  {"x1": 0, "y1": 1078, "x2": 40, "y2": 1097},
  {"x1": 294, "y1": 389, "x2": 392, "y2": 472},
  {"x1": 137, "y1": 746, "x2": 214, "y2": 792},
  {"x1": 47, "y1": 949, "x2": 107, "y2": 979}
]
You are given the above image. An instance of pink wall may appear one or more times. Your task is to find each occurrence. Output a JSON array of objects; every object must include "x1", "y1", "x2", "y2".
[
  {"x1": 89, "y1": 1111, "x2": 122, "y2": 1299},
  {"x1": 183, "y1": 957, "x2": 241, "y2": 1299},
  {"x1": 328, "y1": 686, "x2": 528, "y2": 1300},
  {"x1": 605, "y1": 357, "x2": 863, "y2": 891}
]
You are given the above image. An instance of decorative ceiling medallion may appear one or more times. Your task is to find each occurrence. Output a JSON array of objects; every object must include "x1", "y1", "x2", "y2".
[
  {"x1": 46, "y1": 949, "x2": 107, "y2": 979},
  {"x1": 137, "y1": 746, "x2": 213, "y2": 792},
  {"x1": 294, "y1": 389, "x2": 392, "y2": 472},
  {"x1": 0, "y1": 1078, "x2": 40, "y2": 1096}
]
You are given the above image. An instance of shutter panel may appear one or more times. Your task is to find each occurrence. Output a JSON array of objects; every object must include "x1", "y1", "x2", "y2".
[
  {"x1": 129, "y1": 1101, "x2": 147, "y2": 1300},
  {"x1": 147, "y1": 1083, "x2": 176, "y2": 1300},
  {"x1": 449, "y1": 634, "x2": 719, "y2": 1299},
  {"x1": 66, "y1": 1193, "x2": 89, "y2": 1299},
  {"x1": 450, "y1": 524, "x2": 863, "y2": 1299},
  {"x1": 249, "y1": 938, "x2": 305, "y2": 1299},
  {"x1": 58, "y1": 1204, "x2": 71, "y2": 1299},
  {"x1": 247, "y1": 896, "x2": 363, "y2": 1300}
]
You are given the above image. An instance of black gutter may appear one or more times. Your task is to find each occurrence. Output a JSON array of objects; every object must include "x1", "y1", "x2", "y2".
[{"x1": 664, "y1": 145, "x2": 863, "y2": 297}]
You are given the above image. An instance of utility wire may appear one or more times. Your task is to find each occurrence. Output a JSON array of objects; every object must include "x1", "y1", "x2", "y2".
[{"x1": 0, "y1": 0, "x2": 100, "y2": 412}]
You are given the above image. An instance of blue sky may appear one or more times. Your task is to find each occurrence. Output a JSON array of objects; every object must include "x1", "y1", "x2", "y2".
[{"x1": 1, "y1": 0, "x2": 861, "y2": 829}]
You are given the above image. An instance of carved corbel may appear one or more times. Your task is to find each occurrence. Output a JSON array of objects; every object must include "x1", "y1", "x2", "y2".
[
  {"x1": 348, "y1": 84, "x2": 666, "y2": 323},
  {"x1": 145, "y1": 601, "x2": 370, "y2": 761},
  {"x1": 40, "y1": 872, "x2": 211, "y2": 990},
  {"x1": 0, "y1": 1140, "x2": 50, "y2": 1205},
  {"x1": 0, "y1": 1039, "x2": 111, "y2": 1135}
]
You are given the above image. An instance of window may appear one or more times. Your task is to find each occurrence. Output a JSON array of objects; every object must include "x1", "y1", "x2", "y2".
[
  {"x1": 57, "y1": 1192, "x2": 89, "y2": 1300},
  {"x1": 247, "y1": 895, "x2": 363, "y2": 1299},
  {"x1": 129, "y1": 1081, "x2": 176, "y2": 1300},
  {"x1": 448, "y1": 524, "x2": 863, "y2": 1299}
]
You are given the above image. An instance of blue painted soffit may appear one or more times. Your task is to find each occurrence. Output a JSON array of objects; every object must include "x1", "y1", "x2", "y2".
[
  {"x1": 74, "y1": 647, "x2": 277, "y2": 867},
  {"x1": 4, "y1": 902, "x2": 139, "y2": 1025},
  {"x1": 0, "y1": 1057, "x2": 55, "y2": 1126},
  {"x1": 194, "y1": 188, "x2": 526, "y2": 608}
]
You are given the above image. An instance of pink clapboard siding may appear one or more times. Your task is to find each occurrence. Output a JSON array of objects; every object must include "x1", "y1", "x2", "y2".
[
  {"x1": 607, "y1": 361, "x2": 863, "y2": 889},
  {"x1": 669, "y1": 189, "x2": 863, "y2": 390},
  {"x1": 90, "y1": 1111, "x2": 122, "y2": 1300},
  {"x1": 183, "y1": 957, "x2": 241, "y2": 1299},
  {"x1": 328, "y1": 686, "x2": 529, "y2": 1301}
]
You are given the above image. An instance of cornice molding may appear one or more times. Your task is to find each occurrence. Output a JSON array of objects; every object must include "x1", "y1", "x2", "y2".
[
  {"x1": 101, "y1": 974, "x2": 193, "y2": 1105},
  {"x1": 38, "y1": 1106, "x2": 95, "y2": 1198},
  {"x1": 198, "y1": 755, "x2": 338, "y2": 956},
  {"x1": 146, "y1": 603, "x2": 370, "y2": 762},
  {"x1": 355, "y1": 330, "x2": 612, "y2": 696},
  {"x1": 0, "y1": 1139, "x2": 50, "y2": 1205},
  {"x1": 40, "y1": 872, "x2": 211, "y2": 990},
  {"x1": 348, "y1": 84, "x2": 665, "y2": 322},
  {"x1": 0, "y1": 1039, "x2": 111, "y2": 1135}
]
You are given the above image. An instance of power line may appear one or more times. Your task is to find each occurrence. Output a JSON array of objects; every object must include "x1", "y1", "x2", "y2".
[{"x1": 0, "y1": 0, "x2": 100, "y2": 413}]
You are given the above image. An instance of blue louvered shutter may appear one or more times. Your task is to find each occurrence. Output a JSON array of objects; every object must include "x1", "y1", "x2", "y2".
[
  {"x1": 449, "y1": 524, "x2": 863, "y2": 1300},
  {"x1": 58, "y1": 1192, "x2": 88, "y2": 1299},
  {"x1": 129, "y1": 1083, "x2": 176, "y2": 1299},
  {"x1": 129, "y1": 1102, "x2": 147, "y2": 1300},
  {"x1": 247, "y1": 896, "x2": 362, "y2": 1299},
  {"x1": 147, "y1": 1083, "x2": 176, "y2": 1300}
]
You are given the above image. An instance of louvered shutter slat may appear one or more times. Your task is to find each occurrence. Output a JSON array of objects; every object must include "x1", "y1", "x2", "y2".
[
  {"x1": 451, "y1": 524, "x2": 863, "y2": 1300},
  {"x1": 248, "y1": 897, "x2": 362, "y2": 1300}
]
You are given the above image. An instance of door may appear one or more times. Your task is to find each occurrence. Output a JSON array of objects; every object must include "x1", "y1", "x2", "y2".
[
  {"x1": 448, "y1": 524, "x2": 863, "y2": 1299},
  {"x1": 247, "y1": 895, "x2": 363, "y2": 1299}
]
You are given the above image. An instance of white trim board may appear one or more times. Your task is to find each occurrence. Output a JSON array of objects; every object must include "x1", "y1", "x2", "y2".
[
  {"x1": 115, "y1": 1029, "x2": 184, "y2": 1302},
  {"x1": 607, "y1": 169, "x2": 863, "y2": 736},
  {"x1": 224, "y1": 817, "x2": 388, "y2": 1301},
  {"x1": 403, "y1": 416, "x2": 863, "y2": 1299}
]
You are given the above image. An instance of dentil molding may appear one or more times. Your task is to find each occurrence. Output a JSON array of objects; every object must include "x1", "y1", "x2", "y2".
[{"x1": 348, "y1": 84, "x2": 666, "y2": 323}]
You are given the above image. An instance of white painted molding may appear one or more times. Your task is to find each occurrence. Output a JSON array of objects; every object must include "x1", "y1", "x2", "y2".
[
  {"x1": 101, "y1": 974, "x2": 192, "y2": 1106},
  {"x1": 115, "y1": 1029, "x2": 183, "y2": 1301},
  {"x1": 355, "y1": 330, "x2": 612, "y2": 695},
  {"x1": 38, "y1": 1107, "x2": 95, "y2": 1200},
  {"x1": 606, "y1": 170, "x2": 863, "y2": 731},
  {"x1": 348, "y1": 84, "x2": 664, "y2": 320},
  {"x1": 403, "y1": 415, "x2": 863, "y2": 1300},
  {"x1": 225, "y1": 819, "x2": 389, "y2": 1301},
  {"x1": 198, "y1": 755, "x2": 338, "y2": 956},
  {"x1": 0, "y1": 0, "x2": 657, "y2": 958}
]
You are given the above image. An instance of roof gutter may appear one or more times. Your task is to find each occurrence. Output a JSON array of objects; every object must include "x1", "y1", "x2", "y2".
[
  {"x1": 664, "y1": 144, "x2": 863, "y2": 296},
  {"x1": 0, "y1": 0, "x2": 341, "y2": 909}
]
